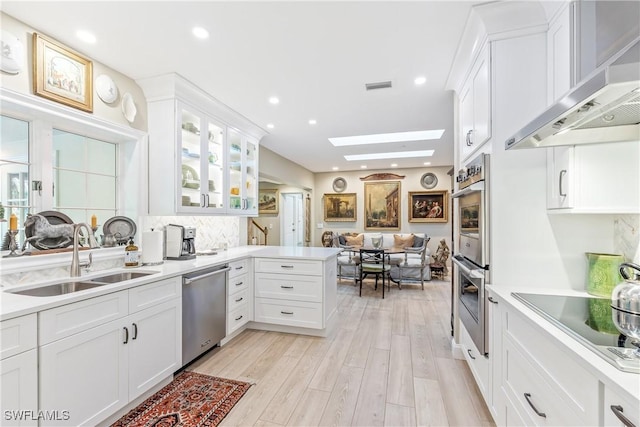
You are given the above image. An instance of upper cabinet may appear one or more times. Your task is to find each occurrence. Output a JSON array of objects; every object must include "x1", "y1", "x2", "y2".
[
  {"x1": 459, "y1": 44, "x2": 491, "y2": 162},
  {"x1": 138, "y1": 74, "x2": 266, "y2": 216},
  {"x1": 546, "y1": 2, "x2": 573, "y2": 105}
]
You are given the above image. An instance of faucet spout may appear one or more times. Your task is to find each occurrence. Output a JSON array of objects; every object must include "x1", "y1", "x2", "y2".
[{"x1": 70, "y1": 223, "x2": 99, "y2": 277}]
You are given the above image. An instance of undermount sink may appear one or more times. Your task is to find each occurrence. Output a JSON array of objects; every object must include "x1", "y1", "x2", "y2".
[
  {"x1": 88, "y1": 271, "x2": 155, "y2": 284},
  {"x1": 7, "y1": 271, "x2": 157, "y2": 297}
]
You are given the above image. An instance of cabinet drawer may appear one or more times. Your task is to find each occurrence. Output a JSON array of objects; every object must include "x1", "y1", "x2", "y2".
[
  {"x1": 254, "y1": 298, "x2": 322, "y2": 329},
  {"x1": 1, "y1": 314, "x2": 37, "y2": 360},
  {"x1": 604, "y1": 385, "x2": 640, "y2": 427},
  {"x1": 228, "y1": 288, "x2": 249, "y2": 312},
  {"x1": 229, "y1": 258, "x2": 250, "y2": 278},
  {"x1": 255, "y1": 258, "x2": 322, "y2": 276},
  {"x1": 227, "y1": 304, "x2": 250, "y2": 335},
  {"x1": 39, "y1": 291, "x2": 129, "y2": 345},
  {"x1": 505, "y1": 308, "x2": 598, "y2": 420},
  {"x1": 255, "y1": 273, "x2": 322, "y2": 302},
  {"x1": 228, "y1": 273, "x2": 249, "y2": 295},
  {"x1": 459, "y1": 322, "x2": 489, "y2": 399},
  {"x1": 129, "y1": 277, "x2": 181, "y2": 313},
  {"x1": 503, "y1": 336, "x2": 586, "y2": 426}
]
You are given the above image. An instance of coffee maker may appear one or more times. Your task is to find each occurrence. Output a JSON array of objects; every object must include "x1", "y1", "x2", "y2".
[{"x1": 164, "y1": 224, "x2": 196, "y2": 260}]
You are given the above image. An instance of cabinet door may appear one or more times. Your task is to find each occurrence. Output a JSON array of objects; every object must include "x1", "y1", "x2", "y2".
[
  {"x1": 227, "y1": 129, "x2": 259, "y2": 215},
  {"x1": 204, "y1": 118, "x2": 226, "y2": 211},
  {"x1": 547, "y1": 146, "x2": 574, "y2": 209},
  {"x1": 1, "y1": 350, "x2": 38, "y2": 427},
  {"x1": 128, "y1": 299, "x2": 181, "y2": 400},
  {"x1": 228, "y1": 128, "x2": 244, "y2": 212},
  {"x1": 244, "y1": 136, "x2": 259, "y2": 215},
  {"x1": 472, "y1": 45, "x2": 491, "y2": 147},
  {"x1": 460, "y1": 83, "x2": 475, "y2": 162},
  {"x1": 604, "y1": 385, "x2": 639, "y2": 427},
  {"x1": 39, "y1": 319, "x2": 128, "y2": 426},
  {"x1": 547, "y1": 3, "x2": 573, "y2": 105}
]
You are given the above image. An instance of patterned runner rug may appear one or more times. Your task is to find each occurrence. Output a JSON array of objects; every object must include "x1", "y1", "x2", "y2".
[{"x1": 111, "y1": 371, "x2": 251, "y2": 426}]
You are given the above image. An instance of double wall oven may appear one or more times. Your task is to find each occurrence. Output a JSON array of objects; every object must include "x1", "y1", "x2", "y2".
[{"x1": 453, "y1": 153, "x2": 490, "y2": 355}]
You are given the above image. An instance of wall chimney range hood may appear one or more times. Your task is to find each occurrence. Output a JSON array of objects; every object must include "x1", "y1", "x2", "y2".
[{"x1": 506, "y1": 39, "x2": 640, "y2": 150}]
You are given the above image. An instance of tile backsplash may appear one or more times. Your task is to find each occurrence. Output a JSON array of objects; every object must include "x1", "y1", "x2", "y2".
[
  {"x1": 614, "y1": 214, "x2": 640, "y2": 264},
  {"x1": 140, "y1": 215, "x2": 240, "y2": 251}
]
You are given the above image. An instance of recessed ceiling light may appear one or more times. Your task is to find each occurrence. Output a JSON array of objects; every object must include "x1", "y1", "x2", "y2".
[
  {"x1": 414, "y1": 76, "x2": 427, "y2": 85},
  {"x1": 266, "y1": 123, "x2": 274, "y2": 129},
  {"x1": 268, "y1": 96, "x2": 280, "y2": 105},
  {"x1": 344, "y1": 150, "x2": 434, "y2": 161},
  {"x1": 423, "y1": 162, "x2": 431, "y2": 166},
  {"x1": 329, "y1": 129, "x2": 444, "y2": 146},
  {"x1": 390, "y1": 163, "x2": 398, "y2": 167},
  {"x1": 360, "y1": 165, "x2": 367, "y2": 169},
  {"x1": 332, "y1": 166, "x2": 339, "y2": 171},
  {"x1": 192, "y1": 27, "x2": 209, "y2": 39},
  {"x1": 308, "y1": 119, "x2": 317, "y2": 125},
  {"x1": 76, "y1": 30, "x2": 96, "y2": 44}
]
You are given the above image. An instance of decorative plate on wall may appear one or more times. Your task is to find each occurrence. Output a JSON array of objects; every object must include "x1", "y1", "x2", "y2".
[
  {"x1": 95, "y1": 74, "x2": 118, "y2": 104},
  {"x1": 121, "y1": 92, "x2": 137, "y2": 123},
  {"x1": 0, "y1": 30, "x2": 24, "y2": 74},
  {"x1": 332, "y1": 177, "x2": 347, "y2": 192},
  {"x1": 420, "y1": 172, "x2": 438, "y2": 189}
]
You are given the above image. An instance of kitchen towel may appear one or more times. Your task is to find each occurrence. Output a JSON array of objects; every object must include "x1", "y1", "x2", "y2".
[{"x1": 141, "y1": 230, "x2": 163, "y2": 265}]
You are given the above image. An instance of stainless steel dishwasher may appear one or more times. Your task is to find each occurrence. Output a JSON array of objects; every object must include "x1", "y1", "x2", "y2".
[{"x1": 182, "y1": 264, "x2": 230, "y2": 367}]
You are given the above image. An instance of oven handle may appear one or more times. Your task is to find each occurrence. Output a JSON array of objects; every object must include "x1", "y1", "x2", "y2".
[
  {"x1": 453, "y1": 181, "x2": 484, "y2": 198},
  {"x1": 452, "y1": 257, "x2": 485, "y2": 279}
]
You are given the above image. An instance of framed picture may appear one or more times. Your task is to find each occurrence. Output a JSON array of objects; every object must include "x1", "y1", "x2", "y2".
[
  {"x1": 258, "y1": 188, "x2": 279, "y2": 214},
  {"x1": 409, "y1": 190, "x2": 448, "y2": 223},
  {"x1": 33, "y1": 33, "x2": 93, "y2": 112},
  {"x1": 323, "y1": 193, "x2": 356, "y2": 222},
  {"x1": 364, "y1": 181, "x2": 400, "y2": 230}
]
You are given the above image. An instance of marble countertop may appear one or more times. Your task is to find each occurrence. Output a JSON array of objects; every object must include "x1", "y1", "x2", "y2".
[
  {"x1": 0, "y1": 245, "x2": 340, "y2": 322},
  {"x1": 488, "y1": 285, "x2": 640, "y2": 403}
]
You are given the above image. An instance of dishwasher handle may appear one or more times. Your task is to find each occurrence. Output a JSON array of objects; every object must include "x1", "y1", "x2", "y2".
[{"x1": 184, "y1": 266, "x2": 231, "y2": 285}]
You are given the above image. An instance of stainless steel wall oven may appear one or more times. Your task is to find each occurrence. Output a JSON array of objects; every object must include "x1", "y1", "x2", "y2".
[{"x1": 453, "y1": 153, "x2": 490, "y2": 355}]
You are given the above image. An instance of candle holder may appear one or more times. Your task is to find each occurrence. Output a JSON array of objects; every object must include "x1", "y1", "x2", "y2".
[
  {"x1": 3, "y1": 230, "x2": 21, "y2": 258},
  {"x1": 92, "y1": 225, "x2": 98, "y2": 237}
]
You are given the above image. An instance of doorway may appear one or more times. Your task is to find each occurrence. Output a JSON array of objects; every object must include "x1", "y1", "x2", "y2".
[{"x1": 281, "y1": 193, "x2": 304, "y2": 247}]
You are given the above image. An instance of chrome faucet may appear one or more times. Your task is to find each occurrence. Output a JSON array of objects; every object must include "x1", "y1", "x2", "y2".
[{"x1": 70, "y1": 223, "x2": 99, "y2": 277}]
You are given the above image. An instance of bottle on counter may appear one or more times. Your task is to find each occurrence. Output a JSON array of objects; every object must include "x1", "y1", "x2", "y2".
[{"x1": 124, "y1": 238, "x2": 140, "y2": 267}]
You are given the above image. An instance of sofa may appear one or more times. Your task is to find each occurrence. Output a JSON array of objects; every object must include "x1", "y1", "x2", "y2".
[{"x1": 332, "y1": 232, "x2": 432, "y2": 288}]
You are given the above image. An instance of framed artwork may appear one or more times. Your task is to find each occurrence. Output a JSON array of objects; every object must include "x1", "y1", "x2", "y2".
[
  {"x1": 364, "y1": 181, "x2": 400, "y2": 230},
  {"x1": 33, "y1": 33, "x2": 93, "y2": 112},
  {"x1": 323, "y1": 193, "x2": 356, "y2": 222},
  {"x1": 409, "y1": 190, "x2": 448, "y2": 223},
  {"x1": 258, "y1": 188, "x2": 279, "y2": 214}
]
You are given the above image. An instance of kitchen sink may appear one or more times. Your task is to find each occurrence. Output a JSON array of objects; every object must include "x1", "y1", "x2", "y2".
[
  {"x1": 9, "y1": 281, "x2": 104, "y2": 297},
  {"x1": 88, "y1": 271, "x2": 155, "y2": 284},
  {"x1": 7, "y1": 271, "x2": 158, "y2": 297}
]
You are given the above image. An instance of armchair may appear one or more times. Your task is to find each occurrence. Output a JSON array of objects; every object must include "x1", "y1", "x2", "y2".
[
  {"x1": 397, "y1": 236, "x2": 430, "y2": 289},
  {"x1": 333, "y1": 235, "x2": 359, "y2": 285}
]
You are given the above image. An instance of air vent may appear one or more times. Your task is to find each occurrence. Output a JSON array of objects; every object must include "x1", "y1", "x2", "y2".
[{"x1": 365, "y1": 81, "x2": 392, "y2": 91}]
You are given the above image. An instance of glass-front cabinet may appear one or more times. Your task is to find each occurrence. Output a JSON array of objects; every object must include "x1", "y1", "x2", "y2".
[
  {"x1": 178, "y1": 103, "x2": 226, "y2": 213},
  {"x1": 227, "y1": 129, "x2": 258, "y2": 215}
]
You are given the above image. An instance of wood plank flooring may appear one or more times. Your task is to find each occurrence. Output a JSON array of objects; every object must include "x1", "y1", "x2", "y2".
[{"x1": 189, "y1": 278, "x2": 494, "y2": 427}]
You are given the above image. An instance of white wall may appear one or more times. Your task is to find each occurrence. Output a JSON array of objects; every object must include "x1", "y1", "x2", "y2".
[{"x1": 314, "y1": 166, "x2": 453, "y2": 262}]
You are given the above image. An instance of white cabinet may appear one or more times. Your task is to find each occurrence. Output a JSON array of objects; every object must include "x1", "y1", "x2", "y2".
[
  {"x1": 38, "y1": 278, "x2": 181, "y2": 426},
  {"x1": 459, "y1": 322, "x2": 490, "y2": 399},
  {"x1": 547, "y1": 2, "x2": 573, "y2": 105},
  {"x1": 604, "y1": 385, "x2": 639, "y2": 427},
  {"x1": 547, "y1": 141, "x2": 640, "y2": 213},
  {"x1": 227, "y1": 129, "x2": 259, "y2": 215},
  {"x1": 460, "y1": 43, "x2": 491, "y2": 162},
  {"x1": 227, "y1": 258, "x2": 253, "y2": 336},
  {"x1": 1, "y1": 315, "x2": 38, "y2": 427},
  {"x1": 138, "y1": 73, "x2": 265, "y2": 216}
]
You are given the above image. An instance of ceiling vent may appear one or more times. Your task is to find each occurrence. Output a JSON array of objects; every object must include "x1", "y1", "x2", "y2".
[{"x1": 365, "y1": 80, "x2": 392, "y2": 91}]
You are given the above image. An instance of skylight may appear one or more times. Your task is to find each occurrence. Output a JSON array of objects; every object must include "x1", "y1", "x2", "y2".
[
  {"x1": 329, "y1": 130, "x2": 444, "y2": 147},
  {"x1": 344, "y1": 150, "x2": 434, "y2": 161}
]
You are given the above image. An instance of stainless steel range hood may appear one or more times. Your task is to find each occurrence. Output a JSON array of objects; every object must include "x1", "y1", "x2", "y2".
[{"x1": 506, "y1": 39, "x2": 640, "y2": 150}]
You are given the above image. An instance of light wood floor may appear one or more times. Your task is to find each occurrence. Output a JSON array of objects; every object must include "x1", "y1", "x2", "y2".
[{"x1": 189, "y1": 277, "x2": 494, "y2": 427}]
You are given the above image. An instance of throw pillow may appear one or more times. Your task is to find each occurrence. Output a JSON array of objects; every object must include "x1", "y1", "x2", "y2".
[
  {"x1": 413, "y1": 235, "x2": 425, "y2": 248},
  {"x1": 338, "y1": 235, "x2": 346, "y2": 245},
  {"x1": 393, "y1": 234, "x2": 414, "y2": 248},
  {"x1": 345, "y1": 233, "x2": 364, "y2": 246}
]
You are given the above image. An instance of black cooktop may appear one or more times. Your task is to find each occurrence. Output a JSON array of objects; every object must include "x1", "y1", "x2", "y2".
[{"x1": 512, "y1": 293, "x2": 639, "y2": 374}]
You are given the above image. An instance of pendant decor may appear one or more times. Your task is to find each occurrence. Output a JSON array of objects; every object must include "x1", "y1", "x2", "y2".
[{"x1": 359, "y1": 173, "x2": 405, "y2": 181}]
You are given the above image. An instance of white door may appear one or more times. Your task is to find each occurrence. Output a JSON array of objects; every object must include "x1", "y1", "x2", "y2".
[
  {"x1": 282, "y1": 193, "x2": 303, "y2": 247},
  {"x1": 1, "y1": 350, "x2": 38, "y2": 426}
]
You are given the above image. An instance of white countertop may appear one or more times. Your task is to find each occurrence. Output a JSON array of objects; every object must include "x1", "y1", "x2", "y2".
[
  {"x1": 0, "y1": 245, "x2": 340, "y2": 322},
  {"x1": 488, "y1": 285, "x2": 640, "y2": 402}
]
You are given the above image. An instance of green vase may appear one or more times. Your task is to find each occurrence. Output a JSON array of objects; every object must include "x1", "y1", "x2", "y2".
[{"x1": 586, "y1": 252, "x2": 624, "y2": 297}]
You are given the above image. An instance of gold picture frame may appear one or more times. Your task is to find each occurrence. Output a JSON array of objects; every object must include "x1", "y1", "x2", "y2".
[
  {"x1": 323, "y1": 193, "x2": 356, "y2": 222},
  {"x1": 409, "y1": 190, "x2": 448, "y2": 223},
  {"x1": 364, "y1": 181, "x2": 400, "y2": 230},
  {"x1": 258, "y1": 188, "x2": 279, "y2": 214},
  {"x1": 33, "y1": 33, "x2": 93, "y2": 112}
]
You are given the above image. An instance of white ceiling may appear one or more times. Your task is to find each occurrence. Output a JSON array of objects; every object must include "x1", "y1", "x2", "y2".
[{"x1": 1, "y1": 1, "x2": 488, "y2": 173}]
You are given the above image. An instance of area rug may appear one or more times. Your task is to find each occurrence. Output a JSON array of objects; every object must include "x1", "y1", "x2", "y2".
[{"x1": 111, "y1": 371, "x2": 251, "y2": 427}]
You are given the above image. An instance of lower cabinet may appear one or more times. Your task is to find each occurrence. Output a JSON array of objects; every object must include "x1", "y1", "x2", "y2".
[
  {"x1": 604, "y1": 385, "x2": 639, "y2": 427},
  {"x1": 1, "y1": 349, "x2": 38, "y2": 426},
  {"x1": 226, "y1": 258, "x2": 253, "y2": 335},
  {"x1": 38, "y1": 278, "x2": 181, "y2": 426}
]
